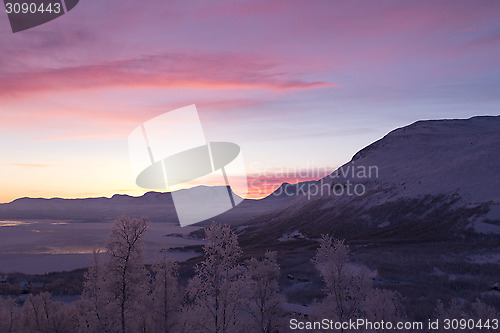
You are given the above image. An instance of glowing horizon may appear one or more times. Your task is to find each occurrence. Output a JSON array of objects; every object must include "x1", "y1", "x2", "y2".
[{"x1": 1, "y1": 1, "x2": 499, "y2": 204}]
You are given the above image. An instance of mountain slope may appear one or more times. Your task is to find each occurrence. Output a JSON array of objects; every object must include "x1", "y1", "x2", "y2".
[{"x1": 238, "y1": 116, "x2": 500, "y2": 244}]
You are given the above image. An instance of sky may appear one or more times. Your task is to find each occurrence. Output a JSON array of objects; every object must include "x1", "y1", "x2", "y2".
[{"x1": 0, "y1": 0, "x2": 499, "y2": 202}]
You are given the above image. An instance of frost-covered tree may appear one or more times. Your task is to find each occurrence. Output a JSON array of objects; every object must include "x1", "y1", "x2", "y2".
[
  {"x1": 184, "y1": 223, "x2": 246, "y2": 333},
  {"x1": 21, "y1": 292, "x2": 77, "y2": 333},
  {"x1": 363, "y1": 288, "x2": 407, "y2": 332},
  {"x1": 105, "y1": 216, "x2": 148, "y2": 333},
  {"x1": 80, "y1": 216, "x2": 149, "y2": 333},
  {"x1": 0, "y1": 297, "x2": 19, "y2": 333},
  {"x1": 149, "y1": 253, "x2": 182, "y2": 333},
  {"x1": 244, "y1": 251, "x2": 285, "y2": 333},
  {"x1": 435, "y1": 298, "x2": 464, "y2": 325},
  {"x1": 470, "y1": 299, "x2": 499, "y2": 326},
  {"x1": 311, "y1": 236, "x2": 371, "y2": 329},
  {"x1": 435, "y1": 298, "x2": 499, "y2": 333},
  {"x1": 80, "y1": 250, "x2": 117, "y2": 333}
]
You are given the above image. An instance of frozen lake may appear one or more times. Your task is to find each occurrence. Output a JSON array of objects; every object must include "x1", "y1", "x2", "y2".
[{"x1": 0, "y1": 220, "x2": 203, "y2": 274}]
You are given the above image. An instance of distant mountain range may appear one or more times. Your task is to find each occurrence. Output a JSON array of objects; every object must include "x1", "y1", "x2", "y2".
[
  {"x1": 0, "y1": 183, "x2": 303, "y2": 223},
  {"x1": 2, "y1": 116, "x2": 499, "y2": 245},
  {"x1": 0, "y1": 191, "x2": 177, "y2": 223}
]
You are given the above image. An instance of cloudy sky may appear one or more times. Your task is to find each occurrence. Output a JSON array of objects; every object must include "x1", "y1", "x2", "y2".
[{"x1": 0, "y1": 0, "x2": 499, "y2": 202}]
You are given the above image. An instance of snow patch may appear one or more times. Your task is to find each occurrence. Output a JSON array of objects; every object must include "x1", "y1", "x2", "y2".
[
  {"x1": 377, "y1": 221, "x2": 390, "y2": 228},
  {"x1": 278, "y1": 230, "x2": 305, "y2": 242},
  {"x1": 472, "y1": 221, "x2": 500, "y2": 235}
]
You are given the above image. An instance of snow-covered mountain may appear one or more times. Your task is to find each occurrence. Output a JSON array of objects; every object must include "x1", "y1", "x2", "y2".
[
  {"x1": 239, "y1": 116, "x2": 500, "y2": 242},
  {"x1": 2, "y1": 116, "x2": 499, "y2": 242},
  {"x1": 335, "y1": 115, "x2": 500, "y2": 203}
]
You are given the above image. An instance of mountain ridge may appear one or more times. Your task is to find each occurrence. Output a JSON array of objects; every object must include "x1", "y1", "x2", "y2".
[
  {"x1": 0, "y1": 183, "x2": 307, "y2": 223},
  {"x1": 2, "y1": 115, "x2": 499, "y2": 240},
  {"x1": 236, "y1": 115, "x2": 500, "y2": 244}
]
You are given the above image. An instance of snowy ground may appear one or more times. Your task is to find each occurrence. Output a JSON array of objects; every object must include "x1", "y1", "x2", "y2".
[{"x1": 0, "y1": 220, "x2": 203, "y2": 274}]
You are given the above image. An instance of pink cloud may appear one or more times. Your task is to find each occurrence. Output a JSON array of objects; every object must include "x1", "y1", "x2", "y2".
[{"x1": 0, "y1": 52, "x2": 335, "y2": 100}]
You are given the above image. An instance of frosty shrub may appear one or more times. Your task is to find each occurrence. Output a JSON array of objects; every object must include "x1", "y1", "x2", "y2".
[
  {"x1": 21, "y1": 292, "x2": 77, "y2": 333},
  {"x1": 435, "y1": 298, "x2": 499, "y2": 333}
]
